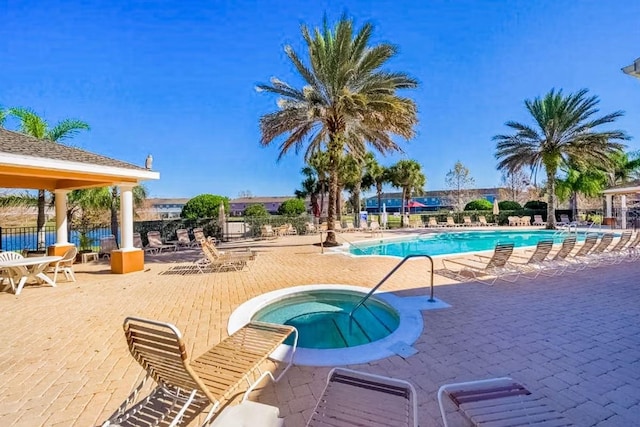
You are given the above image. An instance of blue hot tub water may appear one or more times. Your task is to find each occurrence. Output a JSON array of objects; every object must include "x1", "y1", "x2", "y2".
[{"x1": 253, "y1": 291, "x2": 400, "y2": 349}]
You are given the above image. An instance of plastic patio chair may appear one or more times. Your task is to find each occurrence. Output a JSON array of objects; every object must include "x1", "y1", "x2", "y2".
[{"x1": 47, "y1": 246, "x2": 78, "y2": 283}]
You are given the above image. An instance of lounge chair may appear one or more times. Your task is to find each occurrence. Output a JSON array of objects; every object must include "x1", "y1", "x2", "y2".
[
  {"x1": 46, "y1": 246, "x2": 77, "y2": 283},
  {"x1": 176, "y1": 228, "x2": 199, "y2": 248},
  {"x1": 146, "y1": 231, "x2": 177, "y2": 253},
  {"x1": 426, "y1": 217, "x2": 440, "y2": 228},
  {"x1": 444, "y1": 217, "x2": 459, "y2": 227},
  {"x1": 438, "y1": 377, "x2": 570, "y2": 427},
  {"x1": 333, "y1": 221, "x2": 346, "y2": 233},
  {"x1": 260, "y1": 225, "x2": 277, "y2": 239},
  {"x1": 409, "y1": 218, "x2": 423, "y2": 228},
  {"x1": 133, "y1": 232, "x2": 159, "y2": 255},
  {"x1": 462, "y1": 216, "x2": 473, "y2": 227},
  {"x1": 306, "y1": 368, "x2": 417, "y2": 427},
  {"x1": 305, "y1": 222, "x2": 318, "y2": 234},
  {"x1": 101, "y1": 317, "x2": 297, "y2": 427},
  {"x1": 601, "y1": 231, "x2": 634, "y2": 264},
  {"x1": 520, "y1": 216, "x2": 531, "y2": 226},
  {"x1": 195, "y1": 239, "x2": 255, "y2": 273},
  {"x1": 561, "y1": 234, "x2": 599, "y2": 272},
  {"x1": 478, "y1": 216, "x2": 496, "y2": 226},
  {"x1": 533, "y1": 215, "x2": 546, "y2": 226},
  {"x1": 508, "y1": 239, "x2": 553, "y2": 277},
  {"x1": 557, "y1": 214, "x2": 571, "y2": 226},
  {"x1": 193, "y1": 228, "x2": 217, "y2": 245},
  {"x1": 582, "y1": 233, "x2": 614, "y2": 267},
  {"x1": 99, "y1": 235, "x2": 118, "y2": 259},
  {"x1": 441, "y1": 242, "x2": 519, "y2": 285},
  {"x1": 538, "y1": 235, "x2": 577, "y2": 276},
  {"x1": 358, "y1": 221, "x2": 369, "y2": 231},
  {"x1": 344, "y1": 220, "x2": 356, "y2": 232},
  {"x1": 369, "y1": 220, "x2": 383, "y2": 237}
]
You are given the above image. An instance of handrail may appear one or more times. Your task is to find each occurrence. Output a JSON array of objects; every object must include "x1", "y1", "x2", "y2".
[{"x1": 349, "y1": 254, "x2": 436, "y2": 321}]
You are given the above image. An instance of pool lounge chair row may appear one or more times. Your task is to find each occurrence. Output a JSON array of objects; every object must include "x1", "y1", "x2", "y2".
[
  {"x1": 440, "y1": 231, "x2": 640, "y2": 285},
  {"x1": 101, "y1": 315, "x2": 569, "y2": 427}
]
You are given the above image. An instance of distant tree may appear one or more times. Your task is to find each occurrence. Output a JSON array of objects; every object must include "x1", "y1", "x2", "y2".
[
  {"x1": 555, "y1": 164, "x2": 604, "y2": 219},
  {"x1": 388, "y1": 159, "x2": 426, "y2": 227},
  {"x1": 9, "y1": 107, "x2": 90, "y2": 248},
  {"x1": 278, "y1": 198, "x2": 306, "y2": 216},
  {"x1": 181, "y1": 194, "x2": 229, "y2": 219},
  {"x1": 295, "y1": 151, "x2": 330, "y2": 220},
  {"x1": 606, "y1": 150, "x2": 640, "y2": 186},
  {"x1": 257, "y1": 16, "x2": 418, "y2": 244},
  {"x1": 495, "y1": 88, "x2": 628, "y2": 229},
  {"x1": 0, "y1": 106, "x2": 7, "y2": 127},
  {"x1": 464, "y1": 199, "x2": 493, "y2": 211},
  {"x1": 500, "y1": 168, "x2": 530, "y2": 204},
  {"x1": 362, "y1": 157, "x2": 389, "y2": 216},
  {"x1": 244, "y1": 204, "x2": 269, "y2": 217},
  {"x1": 445, "y1": 161, "x2": 475, "y2": 211},
  {"x1": 238, "y1": 190, "x2": 253, "y2": 198},
  {"x1": 498, "y1": 200, "x2": 522, "y2": 210}
]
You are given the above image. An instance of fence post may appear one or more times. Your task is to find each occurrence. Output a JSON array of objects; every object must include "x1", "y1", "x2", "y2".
[{"x1": 0, "y1": 226, "x2": 2, "y2": 251}]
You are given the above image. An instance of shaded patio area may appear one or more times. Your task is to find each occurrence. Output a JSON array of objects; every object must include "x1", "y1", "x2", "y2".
[{"x1": 0, "y1": 231, "x2": 638, "y2": 426}]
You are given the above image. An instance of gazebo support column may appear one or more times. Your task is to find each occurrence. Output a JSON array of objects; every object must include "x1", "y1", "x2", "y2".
[
  {"x1": 621, "y1": 195, "x2": 627, "y2": 229},
  {"x1": 603, "y1": 194, "x2": 615, "y2": 227},
  {"x1": 111, "y1": 184, "x2": 144, "y2": 273},
  {"x1": 48, "y1": 189, "x2": 74, "y2": 256}
]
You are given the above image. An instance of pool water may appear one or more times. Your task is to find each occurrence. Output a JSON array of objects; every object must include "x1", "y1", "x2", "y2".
[
  {"x1": 349, "y1": 230, "x2": 588, "y2": 257},
  {"x1": 253, "y1": 290, "x2": 399, "y2": 349}
]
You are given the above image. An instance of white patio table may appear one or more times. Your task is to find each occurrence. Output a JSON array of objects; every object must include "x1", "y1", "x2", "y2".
[{"x1": 0, "y1": 255, "x2": 62, "y2": 295}]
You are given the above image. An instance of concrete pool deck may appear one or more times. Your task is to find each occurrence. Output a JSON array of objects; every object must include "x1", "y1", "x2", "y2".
[{"x1": 0, "y1": 228, "x2": 638, "y2": 426}]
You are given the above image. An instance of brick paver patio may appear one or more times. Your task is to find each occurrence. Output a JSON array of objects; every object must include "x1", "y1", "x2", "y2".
[{"x1": 0, "y1": 229, "x2": 638, "y2": 426}]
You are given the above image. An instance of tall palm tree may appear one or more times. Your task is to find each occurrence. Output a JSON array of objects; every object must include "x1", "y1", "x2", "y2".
[
  {"x1": 607, "y1": 150, "x2": 640, "y2": 186},
  {"x1": 295, "y1": 151, "x2": 330, "y2": 220},
  {"x1": 9, "y1": 107, "x2": 90, "y2": 248},
  {"x1": 494, "y1": 89, "x2": 628, "y2": 229},
  {"x1": 364, "y1": 157, "x2": 389, "y2": 217},
  {"x1": 258, "y1": 16, "x2": 418, "y2": 244},
  {"x1": 388, "y1": 159, "x2": 426, "y2": 227},
  {"x1": 85, "y1": 186, "x2": 148, "y2": 245}
]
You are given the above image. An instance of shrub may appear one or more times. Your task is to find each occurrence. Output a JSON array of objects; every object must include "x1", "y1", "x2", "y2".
[
  {"x1": 181, "y1": 194, "x2": 229, "y2": 219},
  {"x1": 277, "y1": 198, "x2": 307, "y2": 216},
  {"x1": 244, "y1": 204, "x2": 269, "y2": 217},
  {"x1": 498, "y1": 200, "x2": 522, "y2": 210},
  {"x1": 464, "y1": 199, "x2": 493, "y2": 211},
  {"x1": 523, "y1": 200, "x2": 547, "y2": 210}
]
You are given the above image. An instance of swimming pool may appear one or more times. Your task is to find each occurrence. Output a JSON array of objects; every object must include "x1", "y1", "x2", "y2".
[
  {"x1": 348, "y1": 230, "x2": 591, "y2": 257},
  {"x1": 253, "y1": 290, "x2": 400, "y2": 349}
]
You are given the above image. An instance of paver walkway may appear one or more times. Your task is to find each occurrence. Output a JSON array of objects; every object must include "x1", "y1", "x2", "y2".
[{"x1": 0, "y1": 230, "x2": 638, "y2": 426}]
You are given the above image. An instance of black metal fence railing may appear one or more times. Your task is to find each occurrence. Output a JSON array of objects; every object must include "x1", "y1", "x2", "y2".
[{"x1": 0, "y1": 225, "x2": 115, "y2": 252}]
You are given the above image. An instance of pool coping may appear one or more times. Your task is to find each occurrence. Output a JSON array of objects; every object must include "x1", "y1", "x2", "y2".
[{"x1": 228, "y1": 284, "x2": 450, "y2": 366}]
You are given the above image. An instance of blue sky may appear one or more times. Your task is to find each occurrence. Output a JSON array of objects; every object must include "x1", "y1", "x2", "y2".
[{"x1": 2, "y1": 0, "x2": 639, "y2": 199}]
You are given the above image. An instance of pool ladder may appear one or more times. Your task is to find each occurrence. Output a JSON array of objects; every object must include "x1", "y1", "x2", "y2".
[{"x1": 348, "y1": 254, "x2": 436, "y2": 324}]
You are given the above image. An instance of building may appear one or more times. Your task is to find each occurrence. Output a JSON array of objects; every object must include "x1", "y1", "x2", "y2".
[
  {"x1": 229, "y1": 196, "x2": 299, "y2": 216},
  {"x1": 144, "y1": 198, "x2": 190, "y2": 218},
  {"x1": 365, "y1": 188, "x2": 502, "y2": 213}
]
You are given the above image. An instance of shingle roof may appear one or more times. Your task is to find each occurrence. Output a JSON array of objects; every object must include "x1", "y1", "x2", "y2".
[
  {"x1": 602, "y1": 179, "x2": 640, "y2": 192},
  {"x1": 0, "y1": 128, "x2": 147, "y2": 171},
  {"x1": 230, "y1": 196, "x2": 295, "y2": 204}
]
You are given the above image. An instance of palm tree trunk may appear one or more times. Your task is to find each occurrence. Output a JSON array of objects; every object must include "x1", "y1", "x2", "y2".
[
  {"x1": 571, "y1": 192, "x2": 578, "y2": 220},
  {"x1": 401, "y1": 188, "x2": 406, "y2": 227},
  {"x1": 377, "y1": 184, "x2": 382, "y2": 219},
  {"x1": 326, "y1": 138, "x2": 340, "y2": 245},
  {"x1": 546, "y1": 170, "x2": 556, "y2": 229},
  {"x1": 36, "y1": 189, "x2": 46, "y2": 250},
  {"x1": 353, "y1": 181, "x2": 361, "y2": 228},
  {"x1": 110, "y1": 187, "x2": 119, "y2": 246}
]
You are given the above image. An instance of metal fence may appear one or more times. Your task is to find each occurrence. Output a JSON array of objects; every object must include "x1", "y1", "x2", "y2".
[{"x1": 0, "y1": 225, "x2": 114, "y2": 252}]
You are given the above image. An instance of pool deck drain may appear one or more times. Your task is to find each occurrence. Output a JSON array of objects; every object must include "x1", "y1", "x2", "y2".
[{"x1": 388, "y1": 341, "x2": 418, "y2": 359}]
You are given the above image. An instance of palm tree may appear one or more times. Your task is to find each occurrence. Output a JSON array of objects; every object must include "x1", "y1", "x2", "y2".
[
  {"x1": 494, "y1": 89, "x2": 628, "y2": 229},
  {"x1": 295, "y1": 151, "x2": 330, "y2": 220},
  {"x1": 607, "y1": 150, "x2": 640, "y2": 186},
  {"x1": 257, "y1": 16, "x2": 418, "y2": 244},
  {"x1": 88, "y1": 186, "x2": 148, "y2": 245},
  {"x1": 388, "y1": 159, "x2": 426, "y2": 227},
  {"x1": 364, "y1": 157, "x2": 389, "y2": 218},
  {"x1": 9, "y1": 107, "x2": 90, "y2": 248},
  {"x1": 0, "y1": 106, "x2": 7, "y2": 127},
  {"x1": 555, "y1": 165, "x2": 605, "y2": 219}
]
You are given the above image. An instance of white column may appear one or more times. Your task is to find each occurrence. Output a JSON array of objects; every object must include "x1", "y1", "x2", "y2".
[
  {"x1": 621, "y1": 195, "x2": 627, "y2": 229},
  {"x1": 605, "y1": 194, "x2": 613, "y2": 217},
  {"x1": 54, "y1": 189, "x2": 69, "y2": 245},
  {"x1": 119, "y1": 184, "x2": 135, "y2": 250}
]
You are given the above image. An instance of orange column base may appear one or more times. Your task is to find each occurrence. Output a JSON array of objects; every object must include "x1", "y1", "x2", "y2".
[
  {"x1": 110, "y1": 249, "x2": 145, "y2": 274},
  {"x1": 48, "y1": 244, "x2": 75, "y2": 256}
]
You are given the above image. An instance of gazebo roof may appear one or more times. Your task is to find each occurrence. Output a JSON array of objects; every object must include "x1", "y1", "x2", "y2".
[
  {"x1": 602, "y1": 179, "x2": 640, "y2": 195},
  {"x1": 0, "y1": 128, "x2": 159, "y2": 190}
]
